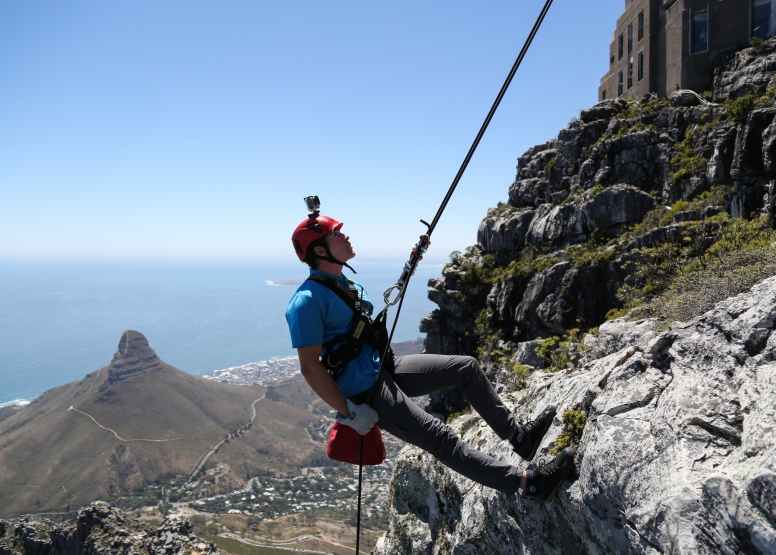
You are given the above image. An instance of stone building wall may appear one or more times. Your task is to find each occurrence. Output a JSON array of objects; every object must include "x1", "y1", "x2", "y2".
[
  {"x1": 600, "y1": 0, "x2": 660, "y2": 102},
  {"x1": 600, "y1": 0, "x2": 756, "y2": 100}
]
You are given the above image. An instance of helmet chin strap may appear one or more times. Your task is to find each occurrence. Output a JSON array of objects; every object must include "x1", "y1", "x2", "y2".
[{"x1": 318, "y1": 243, "x2": 357, "y2": 274}]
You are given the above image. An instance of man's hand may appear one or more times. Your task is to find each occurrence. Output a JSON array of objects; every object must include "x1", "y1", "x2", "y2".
[{"x1": 336, "y1": 399, "x2": 379, "y2": 435}]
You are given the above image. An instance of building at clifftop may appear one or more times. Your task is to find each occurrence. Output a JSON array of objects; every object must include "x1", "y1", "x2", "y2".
[{"x1": 600, "y1": 0, "x2": 775, "y2": 100}]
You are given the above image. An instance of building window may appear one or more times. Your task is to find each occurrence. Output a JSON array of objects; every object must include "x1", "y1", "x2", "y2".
[
  {"x1": 602, "y1": 89, "x2": 607, "y2": 100},
  {"x1": 638, "y1": 51, "x2": 644, "y2": 81},
  {"x1": 638, "y1": 11, "x2": 644, "y2": 41},
  {"x1": 618, "y1": 71, "x2": 624, "y2": 96},
  {"x1": 692, "y1": 11, "x2": 708, "y2": 53},
  {"x1": 611, "y1": 56, "x2": 615, "y2": 66},
  {"x1": 618, "y1": 33, "x2": 624, "y2": 60},
  {"x1": 627, "y1": 23, "x2": 634, "y2": 89},
  {"x1": 754, "y1": 0, "x2": 775, "y2": 39}
]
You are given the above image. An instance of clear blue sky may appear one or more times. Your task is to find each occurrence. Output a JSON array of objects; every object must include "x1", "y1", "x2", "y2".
[{"x1": 1, "y1": 1, "x2": 622, "y2": 264}]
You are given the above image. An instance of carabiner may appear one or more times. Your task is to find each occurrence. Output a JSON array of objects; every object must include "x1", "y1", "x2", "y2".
[{"x1": 383, "y1": 283, "x2": 405, "y2": 307}]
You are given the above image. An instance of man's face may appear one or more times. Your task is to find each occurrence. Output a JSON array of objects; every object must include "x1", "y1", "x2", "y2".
[{"x1": 322, "y1": 228, "x2": 355, "y2": 261}]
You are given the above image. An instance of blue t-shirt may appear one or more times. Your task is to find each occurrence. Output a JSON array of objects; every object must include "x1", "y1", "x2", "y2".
[{"x1": 285, "y1": 269, "x2": 380, "y2": 397}]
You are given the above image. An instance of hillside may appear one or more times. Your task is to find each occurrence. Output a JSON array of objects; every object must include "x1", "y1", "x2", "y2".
[
  {"x1": 377, "y1": 39, "x2": 776, "y2": 553},
  {"x1": 0, "y1": 331, "x2": 318, "y2": 517}
]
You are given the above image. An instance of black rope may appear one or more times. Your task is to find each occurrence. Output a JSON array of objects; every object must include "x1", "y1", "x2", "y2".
[
  {"x1": 385, "y1": 0, "x2": 554, "y2": 350},
  {"x1": 356, "y1": 435, "x2": 364, "y2": 555},
  {"x1": 428, "y1": 0, "x2": 554, "y2": 235},
  {"x1": 357, "y1": 1, "x2": 554, "y2": 549}
]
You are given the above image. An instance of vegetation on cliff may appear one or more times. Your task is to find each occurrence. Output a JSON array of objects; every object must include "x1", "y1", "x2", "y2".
[{"x1": 420, "y1": 36, "x2": 776, "y2": 415}]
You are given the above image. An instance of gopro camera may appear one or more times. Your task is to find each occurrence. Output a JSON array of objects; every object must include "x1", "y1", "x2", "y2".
[{"x1": 304, "y1": 195, "x2": 321, "y2": 215}]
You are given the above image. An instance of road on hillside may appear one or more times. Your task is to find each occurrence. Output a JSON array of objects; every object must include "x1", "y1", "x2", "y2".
[{"x1": 187, "y1": 392, "x2": 265, "y2": 480}]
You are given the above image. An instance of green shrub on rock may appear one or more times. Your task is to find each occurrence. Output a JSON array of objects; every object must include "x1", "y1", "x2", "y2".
[
  {"x1": 534, "y1": 330, "x2": 582, "y2": 372},
  {"x1": 512, "y1": 363, "x2": 530, "y2": 390},
  {"x1": 543, "y1": 156, "x2": 556, "y2": 174},
  {"x1": 605, "y1": 307, "x2": 629, "y2": 321},
  {"x1": 550, "y1": 408, "x2": 587, "y2": 455},
  {"x1": 725, "y1": 93, "x2": 755, "y2": 125},
  {"x1": 621, "y1": 214, "x2": 776, "y2": 322},
  {"x1": 669, "y1": 128, "x2": 707, "y2": 182}
]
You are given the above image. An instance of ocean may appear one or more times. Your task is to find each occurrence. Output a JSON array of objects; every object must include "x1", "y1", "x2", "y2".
[{"x1": 0, "y1": 258, "x2": 441, "y2": 405}]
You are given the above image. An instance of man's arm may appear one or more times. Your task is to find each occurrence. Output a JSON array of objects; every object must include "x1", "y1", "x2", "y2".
[{"x1": 297, "y1": 345, "x2": 349, "y2": 416}]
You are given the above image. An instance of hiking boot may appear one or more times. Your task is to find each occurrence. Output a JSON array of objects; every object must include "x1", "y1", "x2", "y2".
[
  {"x1": 510, "y1": 405, "x2": 556, "y2": 461},
  {"x1": 523, "y1": 447, "x2": 575, "y2": 503}
]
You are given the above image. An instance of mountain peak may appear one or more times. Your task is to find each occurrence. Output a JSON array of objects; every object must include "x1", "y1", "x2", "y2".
[{"x1": 108, "y1": 330, "x2": 162, "y2": 381}]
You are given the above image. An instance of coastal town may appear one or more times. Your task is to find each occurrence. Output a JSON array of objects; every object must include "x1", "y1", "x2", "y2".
[{"x1": 203, "y1": 357, "x2": 302, "y2": 386}]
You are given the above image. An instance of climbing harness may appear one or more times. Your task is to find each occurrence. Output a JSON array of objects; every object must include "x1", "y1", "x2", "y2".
[
  {"x1": 306, "y1": 1, "x2": 555, "y2": 551},
  {"x1": 305, "y1": 273, "x2": 392, "y2": 381}
]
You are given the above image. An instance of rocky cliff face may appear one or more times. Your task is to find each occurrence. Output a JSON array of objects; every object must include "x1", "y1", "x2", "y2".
[
  {"x1": 378, "y1": 275, "x2": 776, "y2": 555},
  {"x1": 380, "y1": 39, "x2": 776, "y2": 554},
  {"x1": 420, "y1": 37, "x2": 776, "y2": 410},
  {"x1": 106, "y1": 331, "x2": 163, "y2": 383},
  {"x1": 0, "y1": 502, "x2": 217, "y2": 555}
]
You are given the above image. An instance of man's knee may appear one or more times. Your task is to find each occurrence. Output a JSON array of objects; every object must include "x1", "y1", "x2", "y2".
[{"x1": 454, "y1": 355, "x2": 482, "y2": 389}]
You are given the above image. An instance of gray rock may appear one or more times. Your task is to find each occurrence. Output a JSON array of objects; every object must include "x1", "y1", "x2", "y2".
[
  {"x1": 666, "y1": 175, "x2": 708, "y2": 204},
  {"x1": 580, "y1": 184, "x2": 654, "y2": 229},
  {"x1": 707, "y1": 126, "x2": 737, "y2": 184},
  {"x1": 477, "y1": 209, "x2": 534, "y2": 252},
  {"x1": 582, "y1": 318, "x2": 659, "y2": 361},
  {"x1": 518, "y1": 149, "x2": 558, "y2": 181},
  {"x1": 762, "y1": 180, "x2": 776, "y2": 224},
  {"x1": 732, "y1": 109, "x2": 776, "y2": 177},
  {"x1": 486, "y1": 280, "x2": 521, "y2": 323},
  {"x1": 669, "y1": 90, "x2": 701, "y2": 107},
  {"x1": 713, "y1": 43, "x2": 776, "y2": 102},
  {"x1": 515, "y1": 262, "x2": 570, "y2": 332},
  {"x1": 0, "y1": 502, "x2": 218, "y2": 555},
  {"x1": 525, "y1": 185, "x2": 653, "y2": 247},
  {"x1": 580, "y1": 99, "x2": 628, "y2": 123},
  {"x1": 382, "y1": 276, "x2": 776, "y2": 555},
  {"x1": 673, "y1": 209, "x2": 701, "y2": 223},
  {"x1": 508, "y1": 177, "x2": 550, "y2": 208},
  {"x1": 747, "y1": 469, "x2": 776, "y2": 523},
  {"x1": 763, "y1": 118, "x2": 776, "y2": 174},
  {"x1": 727, "y1": 177, "x2": 771, "y2": 219},
  {"x1": 511, "y1": 341, "x2": 544, "y2": 369}
]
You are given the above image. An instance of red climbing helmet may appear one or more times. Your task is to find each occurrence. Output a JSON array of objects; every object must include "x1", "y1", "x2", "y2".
[{"x1": 292, "y1": 214, "x2": 343, "y2": 261}]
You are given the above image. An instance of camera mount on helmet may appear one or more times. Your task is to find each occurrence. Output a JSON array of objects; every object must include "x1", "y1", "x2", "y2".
[{"x1": 304, "y1": 195, "x2": 321, "y2": 217}]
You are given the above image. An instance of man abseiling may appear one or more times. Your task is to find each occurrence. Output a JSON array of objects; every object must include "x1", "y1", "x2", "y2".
[{"x1": 285, "y1": 211, "x2": 575, "y2": 501}]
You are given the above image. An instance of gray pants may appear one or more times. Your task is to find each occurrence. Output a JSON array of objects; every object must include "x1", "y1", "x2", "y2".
[{"x1": 366, "y1": 354, "x2": 521, "y2": 494}]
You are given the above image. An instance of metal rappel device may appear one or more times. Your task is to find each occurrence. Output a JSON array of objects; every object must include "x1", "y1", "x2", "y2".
[{"x1": 383, "y1": 228, "x2": 431, "y2": 307}]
